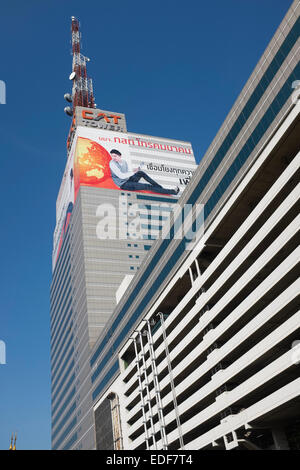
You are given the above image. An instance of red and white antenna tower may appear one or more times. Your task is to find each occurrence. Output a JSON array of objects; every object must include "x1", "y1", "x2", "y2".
[
  {"x1": 70, "y1": 16, "x2": 95, "y2": 109},
  {"x1": 65, "y1": 16, "x2": 96, "y2": 150}
]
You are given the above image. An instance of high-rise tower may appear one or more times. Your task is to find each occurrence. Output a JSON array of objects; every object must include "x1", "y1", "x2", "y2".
[{"x1": 50, "y1": 17, "x2": 197, "y2": 450}]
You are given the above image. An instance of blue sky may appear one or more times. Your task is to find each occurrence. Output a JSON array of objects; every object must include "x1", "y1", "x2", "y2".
[{"x1": 0, "y1": 0, "x2": 293, "y2": 450}]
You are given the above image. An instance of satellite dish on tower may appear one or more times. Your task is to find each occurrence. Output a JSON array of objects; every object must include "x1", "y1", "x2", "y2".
[
  {"x1": 64, "y1": 93, "x2": 73, "y2": 103},
  {"x1": 69, "y1": 71, "x2": 76, "y2": 80},
  {"x1": 64, "y1": 106, "x2": 73, "y2": 116}
]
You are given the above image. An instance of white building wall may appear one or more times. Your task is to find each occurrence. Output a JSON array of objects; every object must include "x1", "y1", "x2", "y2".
[{"x1": 102, "y1": 105, "x2": 300, "y2": 450}]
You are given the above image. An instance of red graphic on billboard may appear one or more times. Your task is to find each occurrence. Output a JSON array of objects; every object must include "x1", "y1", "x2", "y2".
[{"x1": 74, "y1": 137, "x2": 119, "y2": 199}]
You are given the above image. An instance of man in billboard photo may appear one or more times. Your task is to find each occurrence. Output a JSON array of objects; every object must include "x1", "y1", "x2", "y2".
[{"x1": 109, "y1": 149, "x2": 180, "y2": 195}]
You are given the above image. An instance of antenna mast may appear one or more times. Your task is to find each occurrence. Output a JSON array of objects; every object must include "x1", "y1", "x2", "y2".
[
  {"x1": 65, "y1": 17, "x2": 95, "y2": 151},
  {"x1": 70, "y1": 16, "x2": 95, "y2": 109}
]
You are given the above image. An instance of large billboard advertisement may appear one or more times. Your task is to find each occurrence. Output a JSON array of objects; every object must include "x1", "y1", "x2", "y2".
[
  {"x1": 52, "y1": 126, "x2": 196, "y2": 270},
  {"x1": 73, "y1": 126, "x2": 196, "y2": 197},
  {"x1": 52, "y1": 138, "x2": 77, "y2": 271}
]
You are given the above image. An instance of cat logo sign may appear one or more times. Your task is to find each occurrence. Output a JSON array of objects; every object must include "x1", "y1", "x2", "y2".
[
  {"x1": 82, "y1": 110, "x2": 122, "y2": 124},
  {"x1": 76, "y1": 106, "x2": 127, "y2": 133}
]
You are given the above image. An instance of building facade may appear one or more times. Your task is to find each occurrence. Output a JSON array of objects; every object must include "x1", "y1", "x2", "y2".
[
  {"x1": 91, "y1": 1, "x2": 300, "y2": 451},
  {"x1": 50, "y1": 108, "x2": 197, "y2": 449}
]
